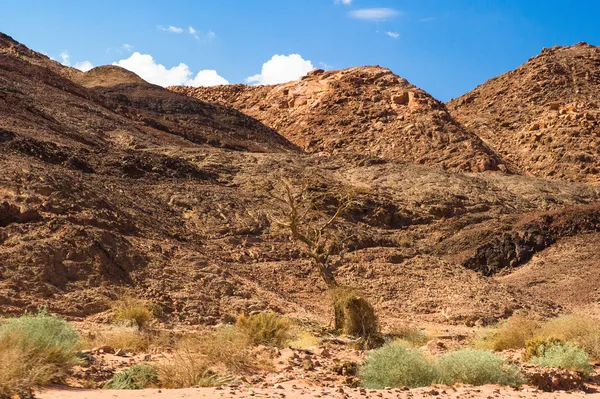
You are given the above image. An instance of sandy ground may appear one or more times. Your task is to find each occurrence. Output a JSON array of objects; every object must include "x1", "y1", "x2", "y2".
[{"x1": 37, "y1": 381, "x2": 599, "y2": 399}]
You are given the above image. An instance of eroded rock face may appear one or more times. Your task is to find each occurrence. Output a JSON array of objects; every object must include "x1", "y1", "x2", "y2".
[
  {"x1": 449, "y1": 42, "x2": 600, "y2": 183},
  {"x1": 2, "y1": 32, "x2": 600, "y2": 325},
  {"x1": 170, "y1": 66, "x2": 507, "y2": 173}
]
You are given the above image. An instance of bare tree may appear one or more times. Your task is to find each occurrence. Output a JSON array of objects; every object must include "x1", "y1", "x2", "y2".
[
  {"x1": 268, "y1": 179, "x2": 378, "y2": 337},
  {"x1": 268, "y1": 179, "x2": 356, "y2": 288}
]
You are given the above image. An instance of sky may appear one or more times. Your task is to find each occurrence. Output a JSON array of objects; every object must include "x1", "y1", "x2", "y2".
[{"x1": 1, "y1": 0, "x2": 599, "y2": 101}]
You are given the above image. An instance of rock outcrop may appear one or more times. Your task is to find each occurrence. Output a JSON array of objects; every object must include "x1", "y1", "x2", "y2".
[
  {"x1": 449, "y1": 42, "x2": 600, "y2": 183},
  {"x1": 171, "y1": 66, "x2": 507, "y2": 173}
]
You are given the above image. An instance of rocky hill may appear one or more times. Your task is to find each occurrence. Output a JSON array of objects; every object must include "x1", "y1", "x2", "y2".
[
  {"x1": 448, "y1": 42, "x2": 600, "y2": 184},
  {"x1": 2, "y1": 33, "x2": 600, "y2": 327},
  {"x1": 170, "y1": 66, "x2": 508, "y2": 173}
]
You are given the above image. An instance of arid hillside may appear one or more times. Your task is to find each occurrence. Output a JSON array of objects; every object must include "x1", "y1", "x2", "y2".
[
  {"x1": 170, "y1": 66, "x2": 507, "y2": 173},
  {"x1": 1, "y1": 32, "x2": 600, "y2": 329},
  {"x1": 448, "y1": 42, "x2": 600, "y2": 184}
]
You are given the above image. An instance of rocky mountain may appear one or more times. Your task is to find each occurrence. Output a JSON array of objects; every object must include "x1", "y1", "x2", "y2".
[
  {"x1": 170, "y1": 66, "x2": 508, "y2": 173},
  {"x1": 448, "y1": 42, "x2": 600, "y2": 184},
  {"x1": 2, "y1": 32, "x2": 600, "y2": 327}
]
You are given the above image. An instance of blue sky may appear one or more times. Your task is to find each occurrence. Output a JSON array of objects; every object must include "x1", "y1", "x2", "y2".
[{"x1": 1, "y1": 0, "x2": 599, "y2": 101}]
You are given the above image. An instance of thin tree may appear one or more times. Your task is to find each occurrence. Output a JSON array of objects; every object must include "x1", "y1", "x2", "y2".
[
  {"x1": 268, "y1": 179, "x2": 355, "y2": 288},
  {"x1": 268, "y1": 180, "x2": 377, "y2": 337}
]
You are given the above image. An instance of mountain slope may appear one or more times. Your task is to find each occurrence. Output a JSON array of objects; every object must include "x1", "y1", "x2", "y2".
[
  {"x1": 171, "y1": 66, "x2": 508, "y2": 173},
  {"x1": 2, "y1": 33, "x2": 600, "y2": 326},
  {"x1": 448, "y1": 42, "x2": 600, "y2": 183}
]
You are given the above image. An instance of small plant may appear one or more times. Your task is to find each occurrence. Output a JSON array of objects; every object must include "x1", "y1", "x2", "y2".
[
  {"x1": 0, "y1": 311, "x2": 81, "y2": 398},
  {"x1": 330, "y1": 287, "x2": 378, "y2": 339},
  {"x1": 236, "y1": 312, "x2": 293, "y2": 347},
  {"x1": 359, "y1": 342, "x2": 437, "y2": 389},
  {"x1": 529, "y1": 343, "x2": 593, "y2": 376},
  {"x1": 112, "y1": 297, "x2": 155, "y2": 329},
  {"x1": 393, "y1": 325, "x2": 431, "y2": 347},
  {"x1": 535, "y1": 314, "x2": 600, "y2": 360},
  {"x1": 437, "y1": 349, "x2": 523, "y2": 387},
  {"x1": 85, "y1": 324, "x2": 151, "y2": 352},
  {"x1": 158, "y1": 328, "x2": 252, "y2": 388},
  {"x1": 104, "y1": 365, "x2": 158, "y2": 390},
  {"x1": 524, "y1": 337, "x2": 566, "y2": 361},
  {"x1": 476, "y1": 316, "x2": 539, "y2": 351}
]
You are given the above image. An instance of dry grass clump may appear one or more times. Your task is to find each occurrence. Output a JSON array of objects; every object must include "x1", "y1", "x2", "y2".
[
  {"x1": 112, "y1": 297, "x2": 155, "y2": 330},
  {"x1": 535, "y1": 314, "x2": 600, "y2": 360},
  {"x1": 157, "y1": 326, "x2": 254, "y2": 388},
  {"x1": 236, "y1": 312, "x2": 293, "y2": 347},
  {"x1": 0, "y1": 311, "x2": 81, "y2": 398},
  {"x1": 104, "y1": 365, "x2": 158, "y2": 389},
  {"x1": 392, "y1": 325, "x2": 431, "y2": 347},
  {"x1": 437, "y1": 349, "x2": 523, "y2": 387},
  {"x1": 85, "y1": 324, "x2": 152, "y2": 352},
  {"x1": 330, "y1": 286, "x2": 378, "y2": 339},
  {"x1": 475, "y1": 316, "x2": 540, "y2": 351},
  {"x1": 289, "y1": 331, "x2": 321, "y2": 349}
]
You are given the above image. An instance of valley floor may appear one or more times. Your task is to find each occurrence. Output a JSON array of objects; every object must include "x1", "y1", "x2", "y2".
[{"x1": 37, "y1": 383, "x2": 599, "y2": 399}]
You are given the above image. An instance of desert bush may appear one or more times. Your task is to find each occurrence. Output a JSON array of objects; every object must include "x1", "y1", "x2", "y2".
[
  {"x1": 393, "y1": 325, "x2": 431, "y2": 347},
  {"x1": 529, "y1": 343, "x2": 593, "y2": 376},
  {"x1": 85, "y1": 324, "x2": 151, "y2": 352},
  {"x1": 523, "y1": 337, "x2": 566, "y2": 361},
  {"x1": 175, "y1": 326, "x2": 256, "y2": 373},
  {"x1": 0, "y1": 311, "x2": 81, "y2": 398},
  {"x1": 437, "y1": 349, "x2": 523, "y2": 387},
  {"x1": 359, "y1": 342, "x2": 437, "y2": 389},
  {"x1": 104, "y1": 365, "x2": 158, "y2": 389},
  {"x1": 158, "y1": 327, "x2": 251, "y2": 388},
  {"x1": 476, "y1": 316, "x2": 539, "y2": 351},
  {"x1": 158, "y1": 350, "x2": 234, "y2": 389},
  {"x1": 535, "y1": 314, "x2": 600, "y2": 360},
  {"x1": 236, "y1": 312, "x2": 293, "y2": 347},
  {"x1": 112, "y1": 298, "x2": 155, "y2": 329},
  {"x1": 331, "y1": 287, "x2": 378, "y2": 339},
  {"x1": 288, "y1": 331, "x2": 321, "y2": 349}
]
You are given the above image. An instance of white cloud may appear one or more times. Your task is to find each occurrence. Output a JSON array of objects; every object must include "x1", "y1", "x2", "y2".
[
  {"x1": 386, "y1": 31, "x2": 400, "y2": 39},
  {"x1": 59, "y1": 50, "x2": 70, "y2": 66},
  {"x1": 419, "y1": 17, "x2": 436, "y2": 22},
  {"x1": 59, "y1": 50, "x2": 93, "y2": 71},
  {"x1": 319, "y1": 61, "x2": 334, "y2": 70},
  {"x1": 188, "y1": 26, "x2": 197, "y2": 34},
  {"x1": 206, "y1": 30, "x2": 216, "y2": 40},
  {"x1": 334, "y1": 0, "x2": 352, "y2": 5},
  {"x1": 246, "y1": 54, "x2": 314, "y2": 85},
  {"x1": 74, "y1": 61, "x2": 94, "y2": 72},
  {"x1": 158, "y1": 25, "x2": 184, "y2": 33},
  {"x1": 122, "y1": 43, "x2": 133, "y2": 52},
  {"x1": 187, "y1": 70, "x2": 229, "y2": 86},
  {"x1": 349, "y1": 8, "x2": 401, "y2": 21},
  {"x1": 113, "y1": 52, "x2": 228, "y2": 87}
]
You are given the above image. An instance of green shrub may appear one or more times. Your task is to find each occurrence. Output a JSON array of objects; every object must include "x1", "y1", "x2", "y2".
[
  {"x1": 0, "y1": 311, "x2": 81, "y2": 397},
  {"x1": 529, "y1": 343, "x2": 593, "y2": 376},
  {"x1": 524, "y1": 337, "x2": 566, "y2": 361},
  {"x1": 437, "y1": 349, "x2": 523, "y2": 387},
  {"x1": 104, "y1": 365, "x2": 158, "y2": 389},
  {"x1": 476, "y1": 316, "x2": 539, "y2": 351},
  {"x1": 535, "y1": 314, "x2": 600, "y2": 360},
  {"x1": 359, "y1": 342, "x2": 437, "y2": 389},
  {"x1": 236, "y1": 312, "x2": 292, "y2": 347}
]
